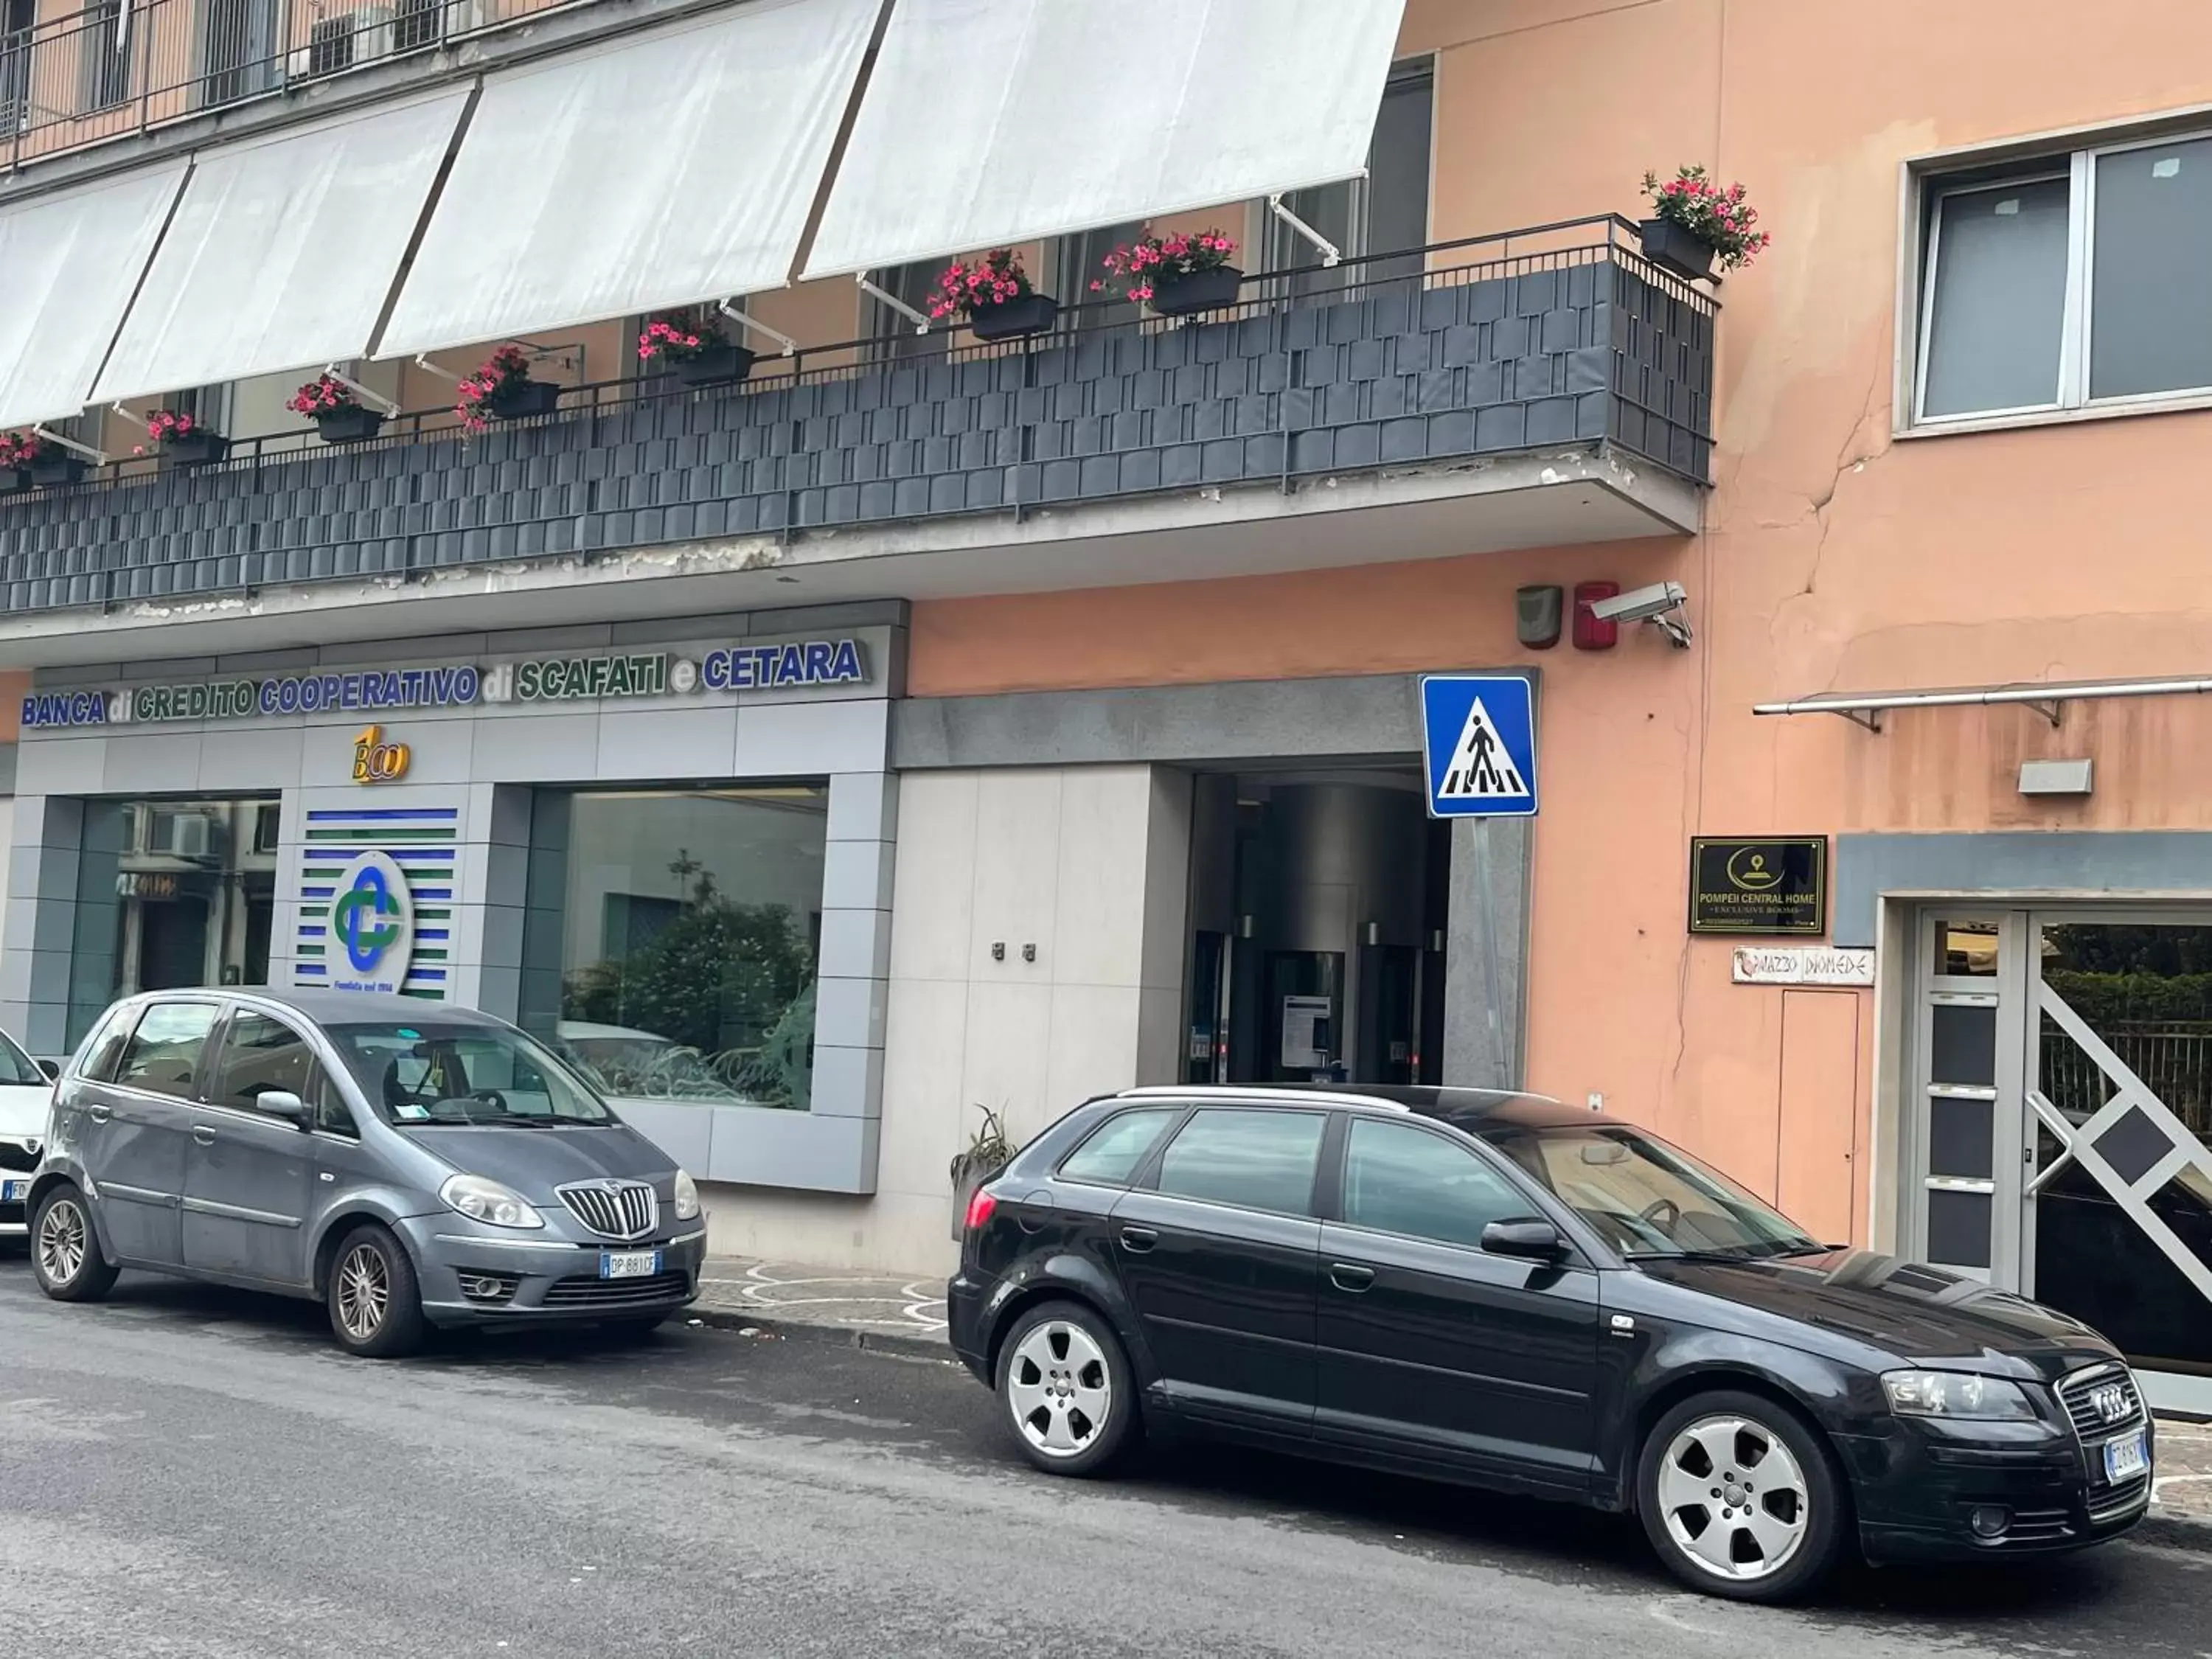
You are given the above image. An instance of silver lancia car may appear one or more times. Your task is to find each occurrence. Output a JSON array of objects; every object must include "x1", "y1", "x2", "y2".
[{"x1": 26, "y1": 989, "x2": 708, "y2": 1356}]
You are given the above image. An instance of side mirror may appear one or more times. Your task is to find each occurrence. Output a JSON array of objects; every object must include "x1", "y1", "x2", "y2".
[
  {"x1": 36, "y1": 1058, "x2": 59, "y2": 1081},
  {"x1": 1482, "y1": 1217, "x2": 1570, "y2": 1262},
  {"x1": 257, "y1": 1089, "x2": 313, "y2": 1129}
]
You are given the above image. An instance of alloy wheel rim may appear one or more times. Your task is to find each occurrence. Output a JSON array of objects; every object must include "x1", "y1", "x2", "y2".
[
  {"x1": 36, "y1": 1197, "x2": 86, "y2": 1287},
  {"x1": 335, "y1": 1244, "x2": 390, "y2": 1342},
  {"x1": 1655, "y1": 1413, "x2": 1811, "y2": 1581},
  {"x1": 1006, "y1": 1321, "x2": 1112, "y2": 1458}
]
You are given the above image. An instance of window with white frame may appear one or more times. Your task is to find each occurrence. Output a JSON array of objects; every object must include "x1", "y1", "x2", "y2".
[{"x1": 1916, "y1": 131, "x2": 2212, "y2": 423}]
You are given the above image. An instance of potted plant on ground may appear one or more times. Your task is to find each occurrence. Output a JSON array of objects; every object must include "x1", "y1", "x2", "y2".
[
  {"x1": 456, "y1": 344, "x2": 559, "y2": 431},
  {"x1": 1638, "y1": 165, "x2": 1770, "y2": 282},
  {"x1": 1095, "y1": 228, "x2": 1242, "y2": 317},
  {"x1": 3, "y1": 431, "x2": 86, "y2": 488},
  {"x1": 144, "y1": 407, "x2": 227, "y2": 467},
  {"x1": 636, "y1": 313, "x2": 755, "y2": 388},
  {"x1": 948, "y1": 1103, "x2": 1012, "y2": 1241},
  {"x1": 929, "y1": 248, "x2": 1059, "y2": 341},
  {"x1": 287, "y1": 373, "x2": 385, "y2": 444}
]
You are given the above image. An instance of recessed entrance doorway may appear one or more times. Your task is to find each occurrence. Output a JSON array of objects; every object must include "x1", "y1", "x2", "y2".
[{"x1": 1182, "y1": 768, "x2": 1449, "y2": 1089}]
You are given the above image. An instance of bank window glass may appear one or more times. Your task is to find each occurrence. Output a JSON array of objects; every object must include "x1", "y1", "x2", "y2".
[
  {"x1": 116, "y1": 1002, "x2": 219, "y2": 1099},
  {"x1": 1060, "y1": 1108, "x2": 1181, "y2": 1186},
  {"x1": 66, "y1": 796, "x2": 281, "y2": 1047},
  {"x1": 521, "y1": 787, "x2": 827, "y2": 1110},
  {"x1": 209, "y1": 1012, "x2": 317, "y2": 1113},
  {"x1": 1343, "y1": 1119, "x2": 1528, "y2": 1248},
  {"x1": 1916, "y1": 133, "x2": 2212, "y2": 425},
  {"x1": 1155, "y1": 1109, "x2": 1326, "y2": 1216}
]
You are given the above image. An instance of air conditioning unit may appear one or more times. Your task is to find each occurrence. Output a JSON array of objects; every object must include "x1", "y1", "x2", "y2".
[
  {"x1": 163, "y1": 813, "x2": 213, "y2": 860},
  {"x1": 291, "y1": 4, "x2": 394, "y2": 80}
]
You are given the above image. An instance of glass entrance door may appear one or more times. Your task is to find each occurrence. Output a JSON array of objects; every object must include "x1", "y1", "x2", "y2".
[{"x1": 1909, "y1": 907, "x2": 2212, "y2": 1408}]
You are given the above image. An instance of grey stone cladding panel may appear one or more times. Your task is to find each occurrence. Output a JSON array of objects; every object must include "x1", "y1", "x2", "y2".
[{"x1": 0, "y1": 254, "x2": 1715, "y2": 615}]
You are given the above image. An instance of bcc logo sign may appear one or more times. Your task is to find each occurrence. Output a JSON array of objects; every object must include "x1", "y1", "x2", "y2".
[
  {"x1": 352, "y1": 725, "x2": 411, "y2": 784},
  {"x1": 326, "y1": 851, "x2": 415, "y2": 995}
]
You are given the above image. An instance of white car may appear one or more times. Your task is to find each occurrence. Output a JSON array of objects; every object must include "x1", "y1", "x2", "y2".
[{"x1": 0, "y1": 1028, "x2": 55, "y2": 1239}]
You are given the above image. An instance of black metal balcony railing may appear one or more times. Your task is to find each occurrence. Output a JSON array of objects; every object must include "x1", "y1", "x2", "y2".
[
  {"x1": 0, "y1": 217, "x2": 1717, "y2": 617},
  {"x1": 0, "y1": 0, "x2": 551, "y2": 173}
]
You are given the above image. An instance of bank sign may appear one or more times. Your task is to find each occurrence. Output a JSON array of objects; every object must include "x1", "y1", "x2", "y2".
[
  {"x1": 18, "y1": 637, "x2": 869, "y2": 729},
  {"x1": 326, "y1": 851, "x2": 414, "y2": 995}
]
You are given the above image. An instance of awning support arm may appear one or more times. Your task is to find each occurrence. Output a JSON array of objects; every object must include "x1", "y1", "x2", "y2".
[
  {"x1": 720, "y1": 299, "x2": 799, "y2": 356},
  {"x1": 857, "y1": 272, "x2": 931, "y2": 335},
  {"x1": 1268, "y1": 193, "x2": 1342, "y2": 266},
  {"x1": 32, "y1": 425, "x2": 105, "y2": 464},
  {"x1": 320, "y1": 366, "x2": 400, "y2": 416},
  {"x1": 412, "y1": 354, "x2": 462, "y2": 383},
  {"x1": 1753, "y1": 672, "x2": 2212, "y2": 734},
  {"x1": 108, "y1": 402, "x2": 147, "y2": 432}
]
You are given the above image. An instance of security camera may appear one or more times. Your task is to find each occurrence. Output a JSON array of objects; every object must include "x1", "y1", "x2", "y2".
[{"x1": 1587, "y1": 580, "x2": 1693, "y2": 648}]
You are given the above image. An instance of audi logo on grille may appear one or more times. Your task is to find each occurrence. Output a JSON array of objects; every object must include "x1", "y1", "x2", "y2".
[
  {"x1": 2090, "y1": 1382, "x2": 2131, "y2": 1424},
  {"x1": 556, "y1": 1180, "x2": 658, "y2": 1242}
]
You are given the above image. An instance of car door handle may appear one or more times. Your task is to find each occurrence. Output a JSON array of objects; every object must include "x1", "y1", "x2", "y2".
[
  {"x1": 191, "y1": 1126, "x2": 217, "y2": 1147},
  {"x1": 1329, "y1": 1262, "x2": 1377, "y2": 1293},
  {"x1": 1119, "y1": 1225, "x2": 1158, "y2": 1253},
  {"x1": 86, "y1": 1105, "x2": 110, "y2": 1124}
]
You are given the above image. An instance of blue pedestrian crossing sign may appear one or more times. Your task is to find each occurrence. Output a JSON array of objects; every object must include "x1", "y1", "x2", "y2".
[{"x1": 1420, "y1": 675, "x2": 1537, "y2": 818}]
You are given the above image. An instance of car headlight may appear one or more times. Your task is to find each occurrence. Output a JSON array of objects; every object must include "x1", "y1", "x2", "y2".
[
  {"x1": 1882, "y1": 1369, "x2": 2037, "y2": 1420},
  {"x1": 439, "y1": 1174, "x2": 543, "y2": 1230},
  {"x1": 672, "y1": 1169, "x2": 700, "y2": 1222}
]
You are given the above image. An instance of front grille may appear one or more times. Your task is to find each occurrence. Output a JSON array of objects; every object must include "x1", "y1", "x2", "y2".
[
  {"x1": 2056, "y1": 1363, "x2": 2147, "y2": 1440},
  {"x1": 2090, "y1": 1472, "x2": 2152, "y2": 1524},
  {"x1": 541, "y1": 1270, "x2": 691, "y2": 1308},
  {"x1": 0, "y1": 1138, "x2": 39, "y2": 1172},
  {"x1": 2003, "y1": 1506, "x2": 2075, "y2": 1545},
  {"x1": 555, "y1": 1180, "x2": 658, "y2": 1242}
]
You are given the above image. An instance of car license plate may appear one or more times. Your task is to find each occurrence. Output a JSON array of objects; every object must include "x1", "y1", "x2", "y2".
[
  {"x1": 0, "y1": 1179, "x2": 26, "y2": 1204},
  {"x1": 2104, "y1": 1429, "x2": 2149, "y2": 1484},
  {"x1": 599, "y1": 1249, "x2": 661, "y2": 1280}
]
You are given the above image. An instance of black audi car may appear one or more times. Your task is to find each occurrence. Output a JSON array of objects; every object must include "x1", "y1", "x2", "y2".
[{"x1": 946, "y1": 1085, "x2": 2151, "y2": 1601}]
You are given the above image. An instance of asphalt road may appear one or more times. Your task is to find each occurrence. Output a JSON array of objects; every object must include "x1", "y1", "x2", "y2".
[{"x1": 2, "y1": 1258, "x2": 2210, "y2": 1659}]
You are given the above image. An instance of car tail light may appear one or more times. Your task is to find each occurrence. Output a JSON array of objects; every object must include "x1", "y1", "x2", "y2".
[{"x1": 964, "y1": 1187, "x2": 998, "y2": 1232}]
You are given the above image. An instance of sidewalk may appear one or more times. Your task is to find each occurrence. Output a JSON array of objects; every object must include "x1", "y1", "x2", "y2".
[
  {"x1": 687, "y1": 1254, "x2": 2212, "y2": 1528},
  {"x1": 692, "y1": 1254, "x2": 951, "y2": 1357}
]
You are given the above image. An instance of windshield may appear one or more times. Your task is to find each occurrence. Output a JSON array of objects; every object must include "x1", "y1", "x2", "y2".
[
  {"x1": 1484, "y1": 1121, "x2": 1820, "y2": 1259},
  {"x1": 322, "y1": 1021, "x2": 616, "y2": 1127},
  {"x1": 0, "y1": 1029, "x2": 44, "y2": 1088}
]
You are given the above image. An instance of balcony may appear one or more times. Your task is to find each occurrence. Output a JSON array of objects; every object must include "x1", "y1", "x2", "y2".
[
  {"x1": 0, "y1": 217, "x2": 1715, "y2": 658},
  {"x1": 0, "y1": 0, "x2": 564, "y2": 174}
]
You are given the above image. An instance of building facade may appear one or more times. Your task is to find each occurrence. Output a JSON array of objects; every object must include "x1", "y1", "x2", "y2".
[{"x1": 5, "y1": 0, "x2": 2212, "y2": 1410}]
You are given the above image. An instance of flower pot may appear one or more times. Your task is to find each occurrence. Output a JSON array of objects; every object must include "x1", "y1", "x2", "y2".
[
  {"x1": 485, "y1": 378, "x2": 561, "y2": 420},
  {"x1": 0, "y1": 468, "x2": 28, "y2": 495},
  {"x1": 672, "y1": 344, "x2": 757, "y2": 388},
  {"x1": 968, "y1": 292, "x2": 1060, "y2": 341},
  {"x1": 313, "y1": 406, "x2": 386, "y2": 444},
  {"x1": 1638, "y1": 218, "x2": 1718, "y2": 282},
  {"x1": 1149, "y1": 265, "x2": 1244, "y2": 317},
  {"x1": 160, "y1": 432, "x2": 229, "y2": 468},
  {"x1": 28, "y1": 455, "x2": 86, "y2": 488}
]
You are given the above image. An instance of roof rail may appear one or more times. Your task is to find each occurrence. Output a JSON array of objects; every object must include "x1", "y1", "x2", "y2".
[{"x1": 1113, "y1": 1084, "x2": 1412, "y2": 1114}]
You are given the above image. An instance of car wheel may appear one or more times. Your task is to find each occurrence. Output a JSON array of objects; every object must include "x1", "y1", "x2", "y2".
[
  {"x1": 995, "y1": 1299, "x2": 1138, "y2": 1478},
  {"x1": 327, "y1": 1225, "x2": 428, "y2": 1359},
  {"x1": 1637, "y1": 1389, "x2": 1848, "y2": 1602},
  {"x1": 30, "y1": 1184, "x2": 117, "y2": 1303}
]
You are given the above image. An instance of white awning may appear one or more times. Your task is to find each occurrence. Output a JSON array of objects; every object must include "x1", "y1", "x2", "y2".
[
  {"x1": 94, "y1": 91, "x2": 472, "y2": 407},
  {"x1": 0, "y1": 164, "x2": 188, "y2": 433},
  {"x1": 377, "y1": 0, "x2": 877, "y2": 361},
  {"x1": 802, "y1": 0, "x2": 1408, "y2": 279}
]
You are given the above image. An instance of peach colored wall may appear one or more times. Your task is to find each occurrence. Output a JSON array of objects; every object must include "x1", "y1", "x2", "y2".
[
  {"x1": 0, "y1": 670, "x2": 24, "y2": 743},
  {"x1": 906, "y1": 0, "x2": 2212, "y2": 1239}
]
